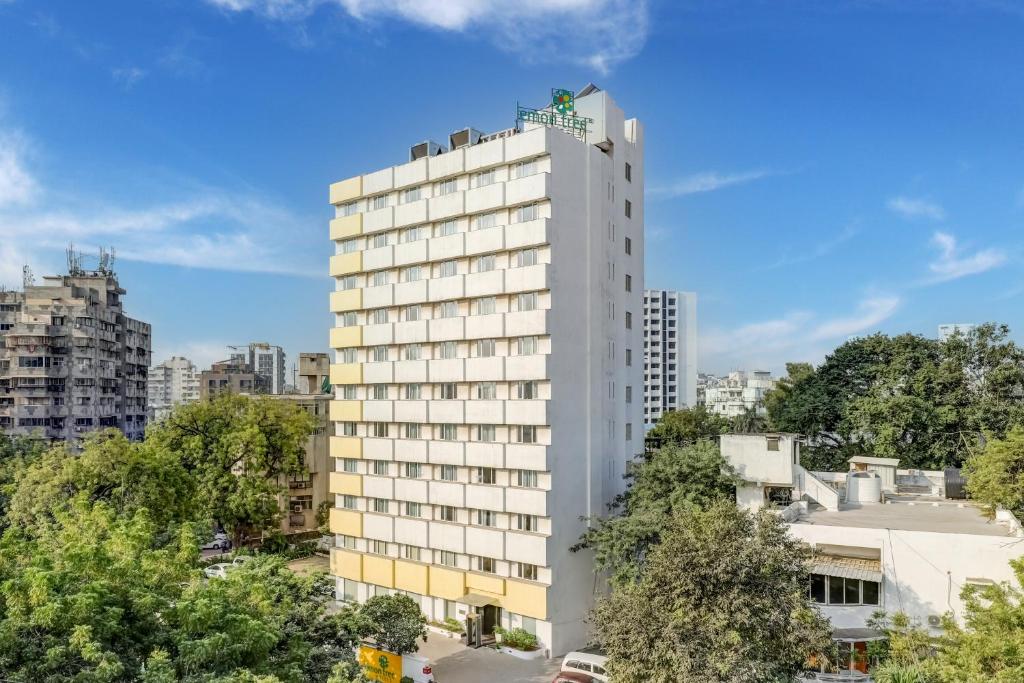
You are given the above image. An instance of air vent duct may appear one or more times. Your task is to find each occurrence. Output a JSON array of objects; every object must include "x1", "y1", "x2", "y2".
[{"x1": 448, "y1": 127, "x2": 483, "y2": 150}]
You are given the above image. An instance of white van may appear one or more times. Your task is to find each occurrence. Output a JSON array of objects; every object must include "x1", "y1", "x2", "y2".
[{"x1": 561, "y1": 651, "x2": 609, "y2": 682}]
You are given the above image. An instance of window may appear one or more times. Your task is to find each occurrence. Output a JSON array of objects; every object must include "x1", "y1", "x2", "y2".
[
  {"x1": 341, "y1": 238, "x2": 360, "y2": 253},
  {"x1": 517, "y1": 336, "x2": 537, "y2": 355},
  {"x1": 476, "y1": 212, "x2": 498, "y2": 230},
  {"x1": 439, "y1": 464, "x2": 457, "y2": 481},
  {"x1": 339, "y1": 201, "x2": 359, "y2": 216},
  {"x1": 476, "y1": 339, "x2": 495, "y2": 357},
  {"x1": 404, "y1": 545, "x2": 422, "y2": 561},
  {"x1": 403, "y1": 186, "x2": 422, "y2": 203},
  {"x1": 404, "y1": 344, "x2": 421, "y2": 361},
  {"x1": 476, "y1": 255, "x2": 496, "y2": 272},
  {"x1": 404, "y1": 423, "x2": 421, "y2": 439},
  {"x1": 405, "y1": 502, "x2": 423, "y2": 517},
  {"x1": 342, "y1": 458, "x2": 359, "y2": 473},
  {"x1": 436, "y1": 178, "x2": 457, "y2": 196},
  {"x1": 624, "y1": 162, "x2": 632, "y2": 182},
  {"x1": 516, "y1": 470, "x2": 538, "y2": 488},
  {"x1": 339, "y1": 535, "x2": 357, "y2": 550},
  {"x1": 404, "y1": 462, "x2": 423, "y2": 478},
  {"x1": 809, "y1": 574, "x2": 880, "y2": 606},
  {"x1": 476, "y1": 424, "x2": 496, "y2": 442},
  {"x1": 372, "y1": 309, "x2": 388, "y2": 325},
  {"x1": 477, "y1": 382, "x2": 496, "y2": 400},
  {"x1": 372, "y1": 270, "x2": 389, "y2": 287},
  {"x1": 516, "y1": 563, "x2": 538, "y2": 580},
  {"x1": 516, "y1": 513, "x2": 538, "y2": 531},
  {"x1": 342, "y1": 385, "x2": 358, "y2": 399},
  {"x1": 514, "y1": 203, "x2": 538, "y2": 223},
  {"x1": 476, "y1": 297, "x2": 496, "y2": 315},
  {"x1": 512, "y1": 159, "x2": 537, "y2": 179},
  {"x1": 625, "y1": 274, "x2": 632, "y2": 292},
  {"x1": 340, "y1": 275, "x2": 358, "y2": 290},
  {"x1": 476, "y1": 509, "x2": 497, "y2": 527},
  {"x1": 372, "y1": 346, "x2": 388, "y2": 362},
  {"x1": 372, "y1": 194, "x2": 389, "y2": 210},
  {"x1": 404, "y1": 305, "x2": 422, "y2": 322},
  {"x1": 516, "y1": 248, "x2": 538, "y2": 267},
  {"x1": 402, "y1": 226, "x2": 424, "y2": 243},
  {"x1": 438, "y1": 302, "x2": 459, "y2": 319},
  {"x1": 371, "y1": 498, "x2": 389, "y2": 514},
  {"x1": 625, "y1": 385, "x2": 632, "y2": 403},
  {"x1": 371, "y1": 539, "x2": 388, "y2": 554},
  {"x1": 438, "y1": 383, "x2": 457, "y2": 400},
  {"x1": 402, "y1": 265, "x2": 422, "y2": 282},
  {"x1": 439, "y1": 506, "x2": 457, "y2": 523},
  {"x1": 340, "y1": 312, "x2": 358, "y2": 327},
  {"x1": 475, "y1": 467, "x2": 497, "y2": 484},
  {"x1": 405, "y1": 383, "x2": 422, "y2": 400},
  {"x1": 624, "y1": 199, "x2": 632, "y2": 218},
  {"x1": 342, "y1": 421, "x2": 357, "y2": 436},
  {"x1": 439, "y1": 549, "x2": 457, "y2": 565},
  {"x1": 474, "y1": 169, "x2": 496, "y2": 187},
  {"x1": 516, "y1": 380, "x2": 538, "y2": 399},
  {"x1": 477, "y1": 556, "x2": 497, "y2": 574},
  {"x1": 439, "y1": 424, "x2": 458, "y2": 440},
  {"x1": 438, "y1": 260, "x2": 457, "y2": 278},
  {"x1": 515, "y1": 425, "x2": 537, "y2": 444},
  {"x1": 373, "y1": 232, "x2": 389, "y2": 248},
  {"x1": 437, "y1": 219, "x2": 458, "y2": 236},
  {"x1": 516, "y1": 293, "x2": 537, "y2": 312},
  {"x1": 372, "y1": 384, "x2": 387, "y2": 400},
  {"x1": 625, "y1": 236, "x2": 632, "y2": 255},
  {"x1": 373, "y1": 460, "x2": 389, "y2": 475},
  {"x1": 342, "y1": 495, "x2": 357, "y2": 509},
  {"x1": 371, "y1": 422, "x2": 389, "y2": 438},
  {"x1": 625, "y1": 311, "x2": 632, "y2": 329},
  {"x1": 439, "y1": 341, "x2": 458, "y2": 359},
  {"x1": 625, "y1": 349, "x2": 632, "y2": 366},
  {"x1": 626, "y1": 423, "x2": 633, "y2": 441},
  {"x1": 766, "y1": 436, "x2": 780, "y2": 452},
  {"x1": 341, "y1": 348, "x2": 358, "y2": 364}
]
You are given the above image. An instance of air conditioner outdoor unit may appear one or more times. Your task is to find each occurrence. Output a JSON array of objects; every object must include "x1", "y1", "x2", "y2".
[
  {"x1": 409, "y1": 140, "x2": 445, "y2": 162},
  {"x1": 927, "y1": 614, "x2": 942, "y2": 627},
  {"x1": 448, "y1": 127, "x2": 483, "y2": 150}
]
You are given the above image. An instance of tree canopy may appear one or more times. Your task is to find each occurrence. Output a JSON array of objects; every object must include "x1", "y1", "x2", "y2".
[
  {"x1": 766, "y1": 324, "x2": 1024, "y2": 470},
  {"x1": 590, "y1": 501, "x2": 832, "y2": 683},
  {"x1": 645, "y1": 405, "x2": 731, "y2": 447},
  {"x1": 963, "y1": 426, "x2": 1024, "y2": 518}
]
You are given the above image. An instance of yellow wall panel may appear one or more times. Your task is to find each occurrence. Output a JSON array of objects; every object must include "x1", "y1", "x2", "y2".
[
  {"x1": 330, "y1": 436, "x2": 362, "y2": 459},
  {"x1": 394, "y1": 561, "x2": 429, "y2": 595},
  {"x1": 329, "y1": 361, "x2": 362, "y2": 383},
  {"x1": 330, "y1": 400, "x2": 362, "y2": 422},
  {"x1": 328, "y1": 508, "x2": 362, "y2": 536},
  {"x1": 328, "y1": 472, "x2": 362, "y2": 496},
  {"x1": 329, "y1": 177, "x2": 363, "y2": 205},
  {"x1": 331, "y1": 548, "x2": 363, "y2": 581},
  {"x1": 428, "y1": 566, "x2": 466, "y2": 600},
  {"x1": 466, "y1": 572, "x2": 505, "y2": 596},
  {"x1": 329, "y1": 289, "x2": 362, "y2": 313},
  {"x1": 329, "y1": 252, "x2": 362, "y2": 276},
  {"x1": 502, "y1": 579, "x2": 548, "y2": 620},
  {"x1": 363, "y1": 555, "x2": 395, "y2": 588}
]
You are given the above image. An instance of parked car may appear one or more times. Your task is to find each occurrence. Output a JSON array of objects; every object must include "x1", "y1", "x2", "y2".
[
  {"x1": 552, "y1": 673, "x2": 598, "y2": 683},
  {"x1": 203, "y1": 563, "x2": 232, "y2": 579},
  {"x1": 201, "y1": 533, "x2": 231, "y2": 552},
  {"x1": 231, "y1": 555, "x2": 253, "y2": 567},
  {"x1": 561, "y1": 651, "x2": 609, "y2": 683}
]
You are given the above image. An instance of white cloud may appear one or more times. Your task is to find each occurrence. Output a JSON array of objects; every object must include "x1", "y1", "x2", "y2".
[
  {"x1": 0, "y1": 130, "x2": 38, "y2": 207},
  {"x1": 112, "y1": 66, "x2": 147, "y2": 89},
  {"x1": 808, "y1": 295, "x2": 901, "y2": 341},
  {"x1": 927, "y1": 231, "x2": 1007, "y2": 283},
  {"x1": 204, "y1": 0, "x2": 648, "y2": 73},
  {"x1": 648, "y1": 169, "x2": 774, "y2": 199},
  {"x1": 759, "y1": 223, "x2": 859, "y2": 271},
  {"x1": 887, "y1": 196, "x2": 946, "y2": 221}
]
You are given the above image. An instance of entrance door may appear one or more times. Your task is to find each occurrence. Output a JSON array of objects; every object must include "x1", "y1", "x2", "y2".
[{"x1": 481, "y1": 605, "x2": 500, "y2": 635}]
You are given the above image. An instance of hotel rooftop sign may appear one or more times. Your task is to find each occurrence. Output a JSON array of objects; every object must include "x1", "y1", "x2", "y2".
[{"x1": 517, "y1": 88, "x2": 594, "y2": 141}]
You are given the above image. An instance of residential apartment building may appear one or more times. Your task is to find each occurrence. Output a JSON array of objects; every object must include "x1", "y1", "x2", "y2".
[
  {"x1": 265, "y1": 392, "x2": 330, "y2": 537},
  {"x1": 0, "y1": 269, "x2": 150, "y2": 442},
  {"x1": 244, "y1": 342, "x2": 286, "y2": 394},
  {"x1": 642, "y1": 289, "x2": 696, "y2": 427},
  {"x1": 298, "y1": 352, "x2": 331, "y2": 394},
  {"x1": 326, "y1": 85, "x2": 644, "y2": 655},
  {"x1": 721, "y1": 433, "x2": 1024, "y2": 677},
  {"x1": 702, "y1": 370, "x2": 776, "y2": 418},
  {"x1": 199, "y1": 355, "x2": 267, "y2": 400},
  {"x1": 148, "y1": 355, "x2": 200, "y2": 421}
]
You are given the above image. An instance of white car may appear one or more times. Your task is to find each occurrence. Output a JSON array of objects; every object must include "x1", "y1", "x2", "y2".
[
  {"x1": 561, "y1": 652, "x2": 609, "y2": 683},
  {"x1": 231, "y1": 555, "x2": 253, "y2": 567},
  {"x1": 201, "y1": 533, "x2": 231, "y2": 552},
  {"x1": 203, "y1": 563, "x2": 232, "y2": 579}
]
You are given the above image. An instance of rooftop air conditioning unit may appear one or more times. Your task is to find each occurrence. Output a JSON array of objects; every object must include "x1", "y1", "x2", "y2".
[
  {"x1": 409, "y1": 140, "x2": 446, "y2": 162},
  {"x1": 448, "y1": 127, "x2": 483, "y2": 150},
  {"x1": 927, "y1": 615, "x2": 942, "y2": 627}
]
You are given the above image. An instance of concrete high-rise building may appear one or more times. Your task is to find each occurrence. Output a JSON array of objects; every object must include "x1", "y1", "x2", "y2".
[
  {"x1": 325, "y1": 85, "x2": 643, "y2": 655},
  {"x1": 246, "y1": 342, "x2": 286, "y2": 394},
  {"x1": 148, "y1": 356, "x2": 200, "y2": 421},
  {"x1": 0, "y1": 267, "x2": 150, "y2": 442},
  {"x1": 643, "y1": 289, "x2": 696, "y2": 427}
]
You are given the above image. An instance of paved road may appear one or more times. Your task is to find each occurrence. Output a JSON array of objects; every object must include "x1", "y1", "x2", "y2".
[{"x1": 418, "y1": 635, "x2": 561, "y2": 683}]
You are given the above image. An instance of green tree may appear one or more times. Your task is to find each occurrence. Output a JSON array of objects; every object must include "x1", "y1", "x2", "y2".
[
  {"x1": 646, "y1": 406, "x2": 731, "y2": 447},
  {"x1": 590, "y1": 501, "x2": 833, "y2": 683},
  {"x1": 0, "y1": 432, "x2": 45, "y2": 525},
  {"x1": 963, "y1": 426, "x2": 1024, "y2": 517},
  {"x1": 574, "y1": 440, "x2": 739, "y2": 584},
  {"x1": 731, "y1": 407, "x2": 767, "y2": 434},
  {"x1": 361, "y1": 594, "x2": 427, "y2": 656},
  {"x1": 148, "y1": 394, "x2": 315, "y2": 546}
]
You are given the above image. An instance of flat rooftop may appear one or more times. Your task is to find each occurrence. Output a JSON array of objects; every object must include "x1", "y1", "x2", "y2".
[{"x1": 794, "y1": 495, "x2": 1014, "y2": 537}]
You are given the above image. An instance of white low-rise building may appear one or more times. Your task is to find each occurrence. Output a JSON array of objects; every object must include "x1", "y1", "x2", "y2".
[
  {"x1": 702, "y1": 370, "x2": 776, "y2": 418},
  {"x1": 722, "y1": 433, "x2": 1024, "y2": 676}
]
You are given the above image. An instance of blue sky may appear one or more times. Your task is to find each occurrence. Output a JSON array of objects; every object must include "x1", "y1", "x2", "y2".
[{"x1": 0, "y1": 0, "x2": 1021, "y2": 376}]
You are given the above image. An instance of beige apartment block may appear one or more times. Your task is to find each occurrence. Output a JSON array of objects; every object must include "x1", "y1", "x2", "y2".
[
  {"x1": 0, "y1": 269, "x2": 150, "y2": 442},
  {"x1": 148, "y1": 355, "x2": 200, "y2": 422},
  {"x1": 325, "y1": 86, "x2": 644, "y2": 655},
  {"x1": 265, "y1": 392, "x2": 330, "y2": 537}
]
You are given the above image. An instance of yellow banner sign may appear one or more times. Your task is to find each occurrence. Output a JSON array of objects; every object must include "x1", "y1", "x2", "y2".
[{"x1": 358, "y1": 645, "x2": 402, "y2": 682}]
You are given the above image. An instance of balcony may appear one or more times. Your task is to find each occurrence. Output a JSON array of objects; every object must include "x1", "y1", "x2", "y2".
[{"x1": 505, "y1": 172, "x2": 550, "y2": 206}]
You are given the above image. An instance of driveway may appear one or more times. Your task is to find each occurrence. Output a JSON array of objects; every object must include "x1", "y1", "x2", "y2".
[{"x1": 417, "y1": 635, "x2": 562, "y2": 683}]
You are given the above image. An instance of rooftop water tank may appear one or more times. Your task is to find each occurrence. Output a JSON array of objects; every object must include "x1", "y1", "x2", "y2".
[{"x1": 846, "y1": 471, "x2": 882, "y2": 505}]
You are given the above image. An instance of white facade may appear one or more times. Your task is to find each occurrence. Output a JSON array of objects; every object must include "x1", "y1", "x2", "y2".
[
  {"x1": 147, "y1": 356, "x2": 200, "y2": 421},
  {"x1": 326, "y1": 86, "x2": 644, "y2": 656},
  {"x1": 702, "y1": 370, "x2": 776, "y2": 418},
  {"x1": 643, "y1": 289, "x2": 696, "y2": 427},
  {"x1": 249, "y1": 343, "x2": 286, "y2": 394}
]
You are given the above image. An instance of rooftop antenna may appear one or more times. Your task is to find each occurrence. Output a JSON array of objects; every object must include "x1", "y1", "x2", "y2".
[
  {"x1": 66, "y1": 243, "x2": 83, "y2": 276},
  {"x1": 22, "y1": 265, "x2": 34, "y2": 289}
]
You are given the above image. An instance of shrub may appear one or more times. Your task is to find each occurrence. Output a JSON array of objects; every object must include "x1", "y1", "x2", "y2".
[
  {"x1": 496, "y1": 627, "x2": 539, "y2": 651},
  {"x1": 444, "y1": 617, "x2": 464, "y2": 633}
]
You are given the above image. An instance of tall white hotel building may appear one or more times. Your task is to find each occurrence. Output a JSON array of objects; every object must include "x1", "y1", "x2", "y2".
[{"x1": 326, "y1": 86, "x2": 643, "y2": 655}]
